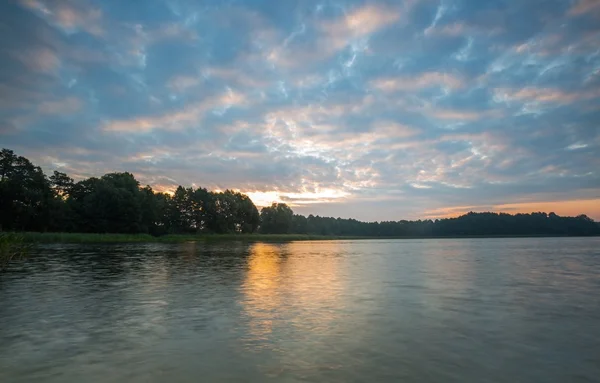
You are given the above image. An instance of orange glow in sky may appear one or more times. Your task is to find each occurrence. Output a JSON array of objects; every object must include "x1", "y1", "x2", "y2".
[{"x1": 424, "y1": 198, "x2": 600, "y2": 220}]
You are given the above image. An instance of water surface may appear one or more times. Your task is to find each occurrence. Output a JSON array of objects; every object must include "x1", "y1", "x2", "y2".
[{"x1": 1, "y1": 238, "x2": 599, "y2": 382}]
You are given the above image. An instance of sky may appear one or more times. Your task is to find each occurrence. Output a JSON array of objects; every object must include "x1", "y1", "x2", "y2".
[{"x1": 1, "y1": 0, "x2": 599, "y2": 221}]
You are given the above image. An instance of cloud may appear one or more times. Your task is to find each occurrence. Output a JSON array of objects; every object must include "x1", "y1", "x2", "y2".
[
  {"x1": 19, "y1": 0, "x2": 104, "y2": 36},
  {"x1": 0, "y1": 83, "x2": 45, "y2": 111},
  {"x1": 2, "y1": 0, "x2": 599, "y2": 221},
  {"x1": 103, "y1": 90, "x2": 248, "y2": 133},
  {"x1": 429, "y1": 109, "x2": 488, "y2": 121},
  {"x1": 37, "y1": 97, "x2": 82, "y2": 114},
  {"x1": 245, "y1": 188, "x2": 350, "y2": 208},
  {"x1": 205, "y1": 67, "x2": 270, "y2": 88},
  {"x1": 371, "y1": 72, "x2": 465, "y2": 92},
  {"x1": 12, "y1": 47, "x2": 60, "y2": 74},
  {"x1": 494, "y1": 87, "x2": 599, "y2": 105},
  {"x1": 153, "y1": 23, "x2": 199, "y2": 42},
  {"x1": 568, "y1": 0, "x2": 600, "y2": 16},
  {"x1": 429, "y1": 22, "x2": 466, "y2": 37},
  {"x1": 566, "y1": 143, "x2": 588, "y2": 150},
  {"x1": 266, "y1": 2, "x2": 406, "y2": 69},
  {"x1": 167, "y1": 75, "x2": 202, "y2": 92},
  {"x1": 319, "y1": 4, "x2": 401, "y2": 42},
  {"x1": 424, "y1": 2, "x2": 448, "y2": 36}
]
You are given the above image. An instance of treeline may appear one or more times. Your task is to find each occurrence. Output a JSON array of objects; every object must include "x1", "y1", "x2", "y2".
[
  {"x1": 275, "y1": 211, "x2": 600, "y2": 237},
  {"x1": 1, "y1": 148, "x2": 599, "y2": 237},
  {"x1": 0, "y1": 148, "x2": 259, "y2": 234}
]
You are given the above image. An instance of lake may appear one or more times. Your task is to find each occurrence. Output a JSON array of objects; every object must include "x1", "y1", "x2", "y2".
[{"x1": 1, "y1": 238, "x2": 599, "y2": 382}]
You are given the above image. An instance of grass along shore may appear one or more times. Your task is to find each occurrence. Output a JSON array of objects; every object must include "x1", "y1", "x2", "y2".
[
  {"x1": 17, "y1": 232, "x2": 367, "y2": 243},
  {"x1": 0, "y1": 233, "x2": 29, "y2": 270},
  {"x1": 11, "y1": 232, "x2": 599, "y2": 244}
]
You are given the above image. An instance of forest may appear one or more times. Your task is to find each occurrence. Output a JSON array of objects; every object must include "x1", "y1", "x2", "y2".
[{"x1": 1, "y1": 148, "x2": 599, "y2": 237}]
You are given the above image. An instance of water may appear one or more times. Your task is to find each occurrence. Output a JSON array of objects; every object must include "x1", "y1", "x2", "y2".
[{"x1": 1, "y1": 238, "x2": 599, "y2": 382}]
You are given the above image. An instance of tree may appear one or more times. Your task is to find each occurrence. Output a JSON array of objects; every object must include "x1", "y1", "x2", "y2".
[
  {"x1": 169, "y1": 186, "x2": 194, "y2": 233},
  {"x1": 0, "y1": 149, "x2": 53, "y2": 231},
  {"x1": 68, "y1": 173, "x2": 143, "y2": 233},
  {"x1": 208, "y1": 190, "x2": 260, "y2": 233},
  {"x1": 49, "y1": 171, "x2": 74, "y2": 199},
  {"x1": 237, "y1": 193, "x2": 260, "y2": 233},
  {"x1": 291, "y1": 214, "x2": 308, "y2": 234},
  {"x1": 0, "y1": 149, "x2": 19, "y2": 231},
  {"x1": 190, "y1": 187, "x2": 212, "y2": 232},
  {"x1": 260, "y1": 203, "x2": 294, "y2": 234},
  {"x1": 0, "y1": 149, "x2": 16, "y2": 182}
]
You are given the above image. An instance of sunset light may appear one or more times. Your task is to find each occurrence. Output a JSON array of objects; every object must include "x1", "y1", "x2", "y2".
[{"x1": 2, "y1": 1, "x2": 599, "y2": 381}]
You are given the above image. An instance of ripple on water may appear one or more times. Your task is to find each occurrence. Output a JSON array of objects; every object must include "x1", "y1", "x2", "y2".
[{"x1": 1, "y1": 237, "x2": 599, "y2": 382}]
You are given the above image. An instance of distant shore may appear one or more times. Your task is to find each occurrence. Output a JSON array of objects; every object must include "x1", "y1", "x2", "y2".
[{"x1": 15, "y1": 232, "x2": 600, "y2": 244}]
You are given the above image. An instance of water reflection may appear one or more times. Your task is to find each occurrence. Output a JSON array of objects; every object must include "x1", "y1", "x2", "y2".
[
  {"x1": 278, "y1": 242, "x2": 347, "y2": 335},
  {"x1": 241, "y1": 243, "x2": 285, "y2": 344},
  {"x1": 240, "y1": 242, "x2": 350, "y2": 376},
  {"x1": 1, "y1": 238, "x2": 599, "y2": 382}
]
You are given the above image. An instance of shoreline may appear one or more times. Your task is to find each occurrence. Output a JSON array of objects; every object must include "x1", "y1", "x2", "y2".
[{"x1": 14, "y1": 232, "x2": 600, "y2": 244}]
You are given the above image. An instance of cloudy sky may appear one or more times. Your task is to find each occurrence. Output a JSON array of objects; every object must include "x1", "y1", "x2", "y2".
[{"x1": 1, "y1": 0, "x2": 599, "y2": 221}]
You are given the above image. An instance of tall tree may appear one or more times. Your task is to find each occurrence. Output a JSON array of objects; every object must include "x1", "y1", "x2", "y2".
[
  {"x1": 237, "y1": 193, "x2": 260, "y2": 233},
  {"x1": 68, "y1": 173, "x2": 143, "y2": 233},
  {"x1": 169, "y1": 186, "x2": 193, "y2": 233},
  {"x1": 259, "y1": 203, "x2": 294, "y2": 234},
  {"x1": 0, "y1": 149, "x2": 53, "y2": 231},
  {"x1": 190, "y1": 187, "x2": 211, "y2": 232},
  {"x1": 49, "y1": 171, "x2": 74, "y2": 199}
]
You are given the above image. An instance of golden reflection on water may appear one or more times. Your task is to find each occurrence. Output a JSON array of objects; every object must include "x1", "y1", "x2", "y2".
[
  {"x1": 242, "y1": 243, "x2": 284, "y2": 342},
  {"x1": 279, "y1": 243, "x2": 347, "y2": 334},
  {"x1": 241, "y1": 242, "x2": 348, "y2": 355}
]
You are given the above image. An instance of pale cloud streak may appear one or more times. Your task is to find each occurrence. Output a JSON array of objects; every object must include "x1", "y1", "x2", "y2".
[
  {"x1": 424, "y1": 2, "x2": 448, "y2": 36},
  {"x1": 568, "y1": 0, "x2": 600, "y2": 16},
  {"x1": 37, "y1": 97, "x2": 82, "y2": 114},
  {"x1": 20, "y1": 0, "x2": 104, "y2": 36},
  {"x1": 319, "y1": 4, "x2": 401, "y2": 42},
  {"x1": 371, "y1": 72, "x2": 465, "y2": 92},
  {"x1": 104, "y1": 90, "x2": 248, "y2": 133},
  {"x1": 494, "y1": 87, "x2": 599, "y2": 105},
  {"x1": 167, "y1": 75, "x2": 202, "y2": 92},
  {"x1": 12, "y1": 48, "x2": 60, "y2": 74}
]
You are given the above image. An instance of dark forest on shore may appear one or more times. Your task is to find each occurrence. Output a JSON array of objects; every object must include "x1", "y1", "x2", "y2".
[{"x1": 2, "y1": 148, "x2": 599, "y2": 237}]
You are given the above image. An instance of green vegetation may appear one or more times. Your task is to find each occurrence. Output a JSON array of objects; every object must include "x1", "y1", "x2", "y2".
[
  {"x1": 2, "y1": 147, "x2": 599, "y2": 242},
  {"x1": 19, "y1": 232, "x2": 158, "y2": 243},
  {"x1": 259, "y1": 203, "x2": 294, "y2": 234},
  {"x1": 0, "y1": 233, "x2": 28, "y2": 270},
  {"x1": 19, "y1": 232, "x2": 597, "y2": 244},
  {"x1": 18, "y1": 232, "x2": 365, "y2": 244}
]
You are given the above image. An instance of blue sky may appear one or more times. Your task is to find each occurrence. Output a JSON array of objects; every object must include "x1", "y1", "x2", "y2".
[{"x1": 1, "y1": 0, "x2": 599, "y2": 220}]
